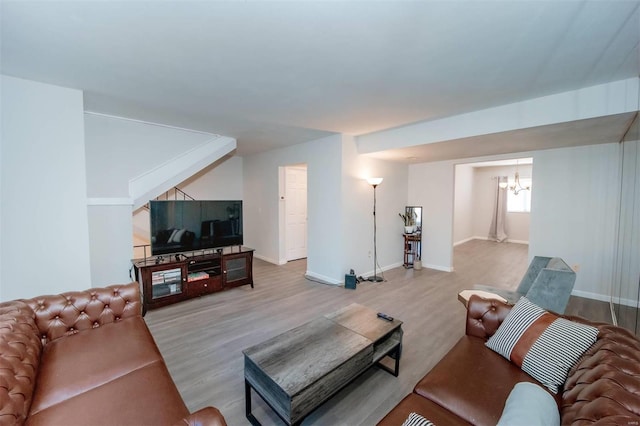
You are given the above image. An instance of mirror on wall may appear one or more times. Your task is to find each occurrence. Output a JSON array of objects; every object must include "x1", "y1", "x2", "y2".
[{"x1": 403, "y1": 206, "x2": 422, "y2": 234}]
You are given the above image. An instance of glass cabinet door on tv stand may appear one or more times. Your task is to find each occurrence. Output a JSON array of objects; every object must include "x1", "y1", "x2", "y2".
[
  {"x1": 223, "y1": 250, "x2": 254, "y2": 288},
  {"x1": 139, "y1": 262, "x2": 188, "y2": 310}
]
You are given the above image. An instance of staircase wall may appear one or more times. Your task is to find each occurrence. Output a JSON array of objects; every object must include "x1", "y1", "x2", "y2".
[
  {"x1": 84, "y1": 113, "x2": 237, "y2": 287},
  {"x1": 1, "y1": 76, "x2": 92, "y2": 300}
]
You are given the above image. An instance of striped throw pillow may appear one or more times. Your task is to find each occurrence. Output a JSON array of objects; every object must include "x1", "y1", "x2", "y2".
[
  {"x1": 402, "y1": 412, "x2": 435, "y2": 426},
  {"x1": 485, "y1": 297, "x2": 598, "y2": 393}
]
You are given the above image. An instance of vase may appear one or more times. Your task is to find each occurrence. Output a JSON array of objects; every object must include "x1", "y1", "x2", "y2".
[{"x1": 404, "y1": 226, "x2": 413, "y2": 234}]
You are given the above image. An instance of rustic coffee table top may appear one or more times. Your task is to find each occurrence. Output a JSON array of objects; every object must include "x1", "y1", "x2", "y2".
[
  {"x1": 243, "y1": 303, "x2": 403, "y2": 425},
  {"x1": 324, "y1": 303, "x2": 401, "y2": 342},
  {"x1": 243, "y1": 315, "x2": 371, "y2": 397}
]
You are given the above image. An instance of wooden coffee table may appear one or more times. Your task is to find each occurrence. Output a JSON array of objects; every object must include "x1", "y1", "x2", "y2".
[{"x1": 243, "y1": 303, "x2": 403, "y2": 425}]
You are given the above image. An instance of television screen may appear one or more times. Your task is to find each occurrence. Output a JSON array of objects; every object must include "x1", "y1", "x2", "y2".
[{"x1": 150, "y1": 200, "x2": 243, "y2": 255}]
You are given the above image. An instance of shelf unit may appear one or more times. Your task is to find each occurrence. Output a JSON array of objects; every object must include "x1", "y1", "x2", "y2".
[
  {"x1": 403, "y1": 233, "x2": 421, "y2": 268},
  {"x1": 133, "y1": 246, "x2": 254, "y2": 311}
]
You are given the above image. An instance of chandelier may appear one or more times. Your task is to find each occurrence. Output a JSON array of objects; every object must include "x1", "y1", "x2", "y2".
[{"x1": 499, "y1": 162, "x2": 530, "y2": 195}]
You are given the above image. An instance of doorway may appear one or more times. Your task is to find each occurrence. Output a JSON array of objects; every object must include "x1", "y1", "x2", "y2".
[
  {"x1": 452, "y1": 158, "x2": 533, "y2": 269},
  {"x1": 284, "y1": 165, "x2": 308, "y2": 261}
]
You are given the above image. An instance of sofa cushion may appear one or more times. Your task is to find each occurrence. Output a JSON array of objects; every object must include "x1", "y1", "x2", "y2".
[
  {"x1": 28, "y1": 316, "x2": 164, "y2": 415},
  {"x1": 25, "y1": 361, "x2": 189, "y2": 426},
  {"x1": 496, "y1": 382, "x2": 559, "y2": 426},
  {"x1": 376, "y1": 393, "x2": 471, "y2": 426},
  {"x1": 413, "y1": 335, "x2": 558, "y2": 426},
  {"x1": 0, "y1": 301, "x2": 42, "y2": 425},
  {"x1": 485, "y1": 297, "x2": 598, "y2": 393}
]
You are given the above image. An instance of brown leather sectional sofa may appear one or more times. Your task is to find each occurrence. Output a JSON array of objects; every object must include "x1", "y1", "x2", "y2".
[
  {"x1": 0, "y1": 282, "x2": 227, "y2": 426},
  {"x1": 378, "y1": 295, "x2": 640, "y2": 425}
]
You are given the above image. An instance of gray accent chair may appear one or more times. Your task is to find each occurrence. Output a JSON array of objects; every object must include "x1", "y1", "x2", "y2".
[{"x1": 475, "y1": 256, "x2": 576, "y2": 314}]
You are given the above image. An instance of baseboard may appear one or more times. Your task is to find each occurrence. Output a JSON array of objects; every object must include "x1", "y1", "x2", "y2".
[
  {"x1": 611, "y1": 296, "x2": 639, "y2": 308},
  {"x1": 571, "y1": 289, "x2": 610, "y2": 303},
  {"x1": 304, "y1": 271, "x2": 341, "y2": 286},
  {"x1": 383, "y1": 262, "x2": 404, "y2": 272},
  {"x1": 423, "y1": 263, "x2": 454, "y2": 272},
  {"x1": 506, "y1": 239, "x2": 529, "y2": 245},
  {"x1": 454, "y1": 237, "x2": 477, "y2": 246},
  {"x1": 361, "y1": 262, "x2": 405, "y2": 279},
  {"x1": 455, "y1": 236, "x2": 529, "y2": 245},
  {"x1": 253, "y1": 253, "x2": 283, "y2": 265},
  {"x1": 364, "y1": 261, "x2": 453, "y2": 273},
  {"x1": 571, "y1": 289, "x2": 638, "y2": 308}
]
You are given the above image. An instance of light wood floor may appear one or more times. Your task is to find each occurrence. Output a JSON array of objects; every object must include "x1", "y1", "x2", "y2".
[{"x1": 145, "y1": 239, "x2": 611, "y2": 425}]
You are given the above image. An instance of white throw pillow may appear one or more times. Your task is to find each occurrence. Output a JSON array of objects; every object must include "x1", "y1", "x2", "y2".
[
  {"x1": 401, "y1": 412, "x2": 435, "y2": 426},
  {"x1": 497, "y1": 382, "x2": 560, "y2": 426},
  {"x1": 167, "y1": 229, "x2": 179, "y2": 243},
  {"x1": 171, "y1": 228, "x2": 187, "y2": 243},
  {"x1": 485, "y1": 297, "x2": 598, "y2": 393}
]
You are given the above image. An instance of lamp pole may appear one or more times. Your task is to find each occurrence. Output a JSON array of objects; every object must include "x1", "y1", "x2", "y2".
[{"x1": 366, "y1": 178, "x2": 383, "y2": 282}]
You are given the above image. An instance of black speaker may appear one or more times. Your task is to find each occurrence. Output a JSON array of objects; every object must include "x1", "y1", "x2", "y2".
[{"x1": 345, "y1": 271, "x2": 357, "y2": 290}]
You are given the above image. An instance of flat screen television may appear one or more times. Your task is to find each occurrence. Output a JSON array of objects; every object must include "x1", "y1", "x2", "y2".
[{"x1": 149, "y1": 200, "x2": 243, "y2": 256}]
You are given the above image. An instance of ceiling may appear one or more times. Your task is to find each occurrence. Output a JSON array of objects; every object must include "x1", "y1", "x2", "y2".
[{"x1": 2, "y1": 1, "x2": 639, "y2": 158}]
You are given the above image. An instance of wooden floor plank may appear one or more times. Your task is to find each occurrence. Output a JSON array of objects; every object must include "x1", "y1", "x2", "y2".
[{"x1": 146, "y1": 239, "x2": 611, "y2": 425}]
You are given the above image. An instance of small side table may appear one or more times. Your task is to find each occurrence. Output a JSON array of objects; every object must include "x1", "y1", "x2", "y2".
[
  {"x1": 403, "y1": 233, "x2": 421, "y2": 268},
  {"x1": 457, "y1": 289, "x2": 508, "y2": 308}
]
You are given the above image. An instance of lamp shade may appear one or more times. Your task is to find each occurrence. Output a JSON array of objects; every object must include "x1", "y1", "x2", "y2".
[
  {"x1": 498, "y1": 176, "x2": 508, "y2": 189},
  {"x1": 367, "y1": 177, "x2": 383, "y2": 186}
]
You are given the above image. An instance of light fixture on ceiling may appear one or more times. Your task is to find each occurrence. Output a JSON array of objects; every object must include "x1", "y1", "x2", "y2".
[
  {"x1": 500, "y1": 160, "x2": 530, "y2": 195},
  {"x1": 498, "y1": 176, "x2": 508, "y2": 189}
]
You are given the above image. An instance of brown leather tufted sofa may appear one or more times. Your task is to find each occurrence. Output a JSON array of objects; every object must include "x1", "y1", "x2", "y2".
[
  {"x1": 378, "y1": 295, "x2": 640, "y2": 425},
  {"x1": 0, "y1": 282, "x2": 227, "y2": 426}
]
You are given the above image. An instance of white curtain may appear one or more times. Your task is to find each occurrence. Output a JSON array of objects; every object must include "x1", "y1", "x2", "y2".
[{"x1": 489, "y1": 176, "x2": 508, "y2": 242}]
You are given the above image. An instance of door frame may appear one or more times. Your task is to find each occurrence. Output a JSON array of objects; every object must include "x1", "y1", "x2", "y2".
[{"x1": 278, "y1": 163, "x2": 308, "y2": 264}]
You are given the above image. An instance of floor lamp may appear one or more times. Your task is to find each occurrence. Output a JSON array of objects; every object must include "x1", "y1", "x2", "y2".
[{"x1": 366, "y1": 177, "x2": 384, "y2": 282}]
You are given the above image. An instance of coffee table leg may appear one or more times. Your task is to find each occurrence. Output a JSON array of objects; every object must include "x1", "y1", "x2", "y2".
[
  {"x1": 245, "y1": 379, "x2": 261, "y2": 426},
  {"x1": 393, "y1": 343, "x2": 401, "y2": 377},
  {"x1": 377, "y1": 343, "x2": 401, "y2": 377}
]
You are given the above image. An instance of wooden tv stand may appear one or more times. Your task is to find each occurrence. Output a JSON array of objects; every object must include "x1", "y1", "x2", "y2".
[{"x1": 133, "y1": 246, "x2": 254, "y2": 311}]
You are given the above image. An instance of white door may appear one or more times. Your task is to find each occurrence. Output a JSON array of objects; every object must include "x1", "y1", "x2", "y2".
[{"x1": 285, "y1": 166, "x2": 307, "y2": 261}]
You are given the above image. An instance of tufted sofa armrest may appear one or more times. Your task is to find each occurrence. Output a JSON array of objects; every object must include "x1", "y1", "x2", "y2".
[
  {"x1": 173, "y1": 407, "x2": 228, "y2": 426},
  {"x1": 22, "y1": 282, "x2": 142, "y2": 344},
  {"x1": 561, "y1": 322, "x2": 640, "y2": 424},
  {"x1": 465, "y1": 294, "x2": 514, "y2": 340},
  {"x1": 0, "y1": 300, "x2": 42, "y2": 425}
]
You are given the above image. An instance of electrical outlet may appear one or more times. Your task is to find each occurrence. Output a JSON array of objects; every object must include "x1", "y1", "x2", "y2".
[
  {"x1": 572, "y1": 264, "x2": 580, "y2": 272},
  {"x1": 368, "y1": 251, "x2": 372, "y2": 258}
]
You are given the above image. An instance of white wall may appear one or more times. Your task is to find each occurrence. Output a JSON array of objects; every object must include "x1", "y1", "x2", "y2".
[
  {"x1": 244, "y1": 134, "x2": 407, "y2": 284},
  {"x1": 181, "y1": 155, "x2": 244, "y2": 200},
  {"x1": 1, "y1": 76, "x2": 91, "y2": 300},
  {"x1": 88, "y1": 205, "x2": 135, "y2": 287},
  {"x1": 84, "y1": 113, "x2": 233, "y2": 286},
  {"x1": 341, "y1": 135, "x2": 408, "y2": 278},
  {"x1": 472, "y1": 165, "x2": 531, "y2": 243},
  {"x1": 244, "y1": 134, "x2": 344, "y2": 283},
  {"x1": 409, "y1": 161, "x2": 455, "y2": 271},
  {"x1": 84, "y1": 113, "x2": 214, "y2": 198},
  {"x1": 453, "y1": 164, "x2": 474, "y2": 244},
  {"x1": 530, "y1": 143, "x2": 620, "y2": 300}
]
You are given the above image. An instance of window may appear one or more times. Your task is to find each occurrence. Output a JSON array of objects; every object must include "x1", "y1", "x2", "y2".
[{"x1": 507, "y1": 177, "x2": 532, "y2": 213}]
